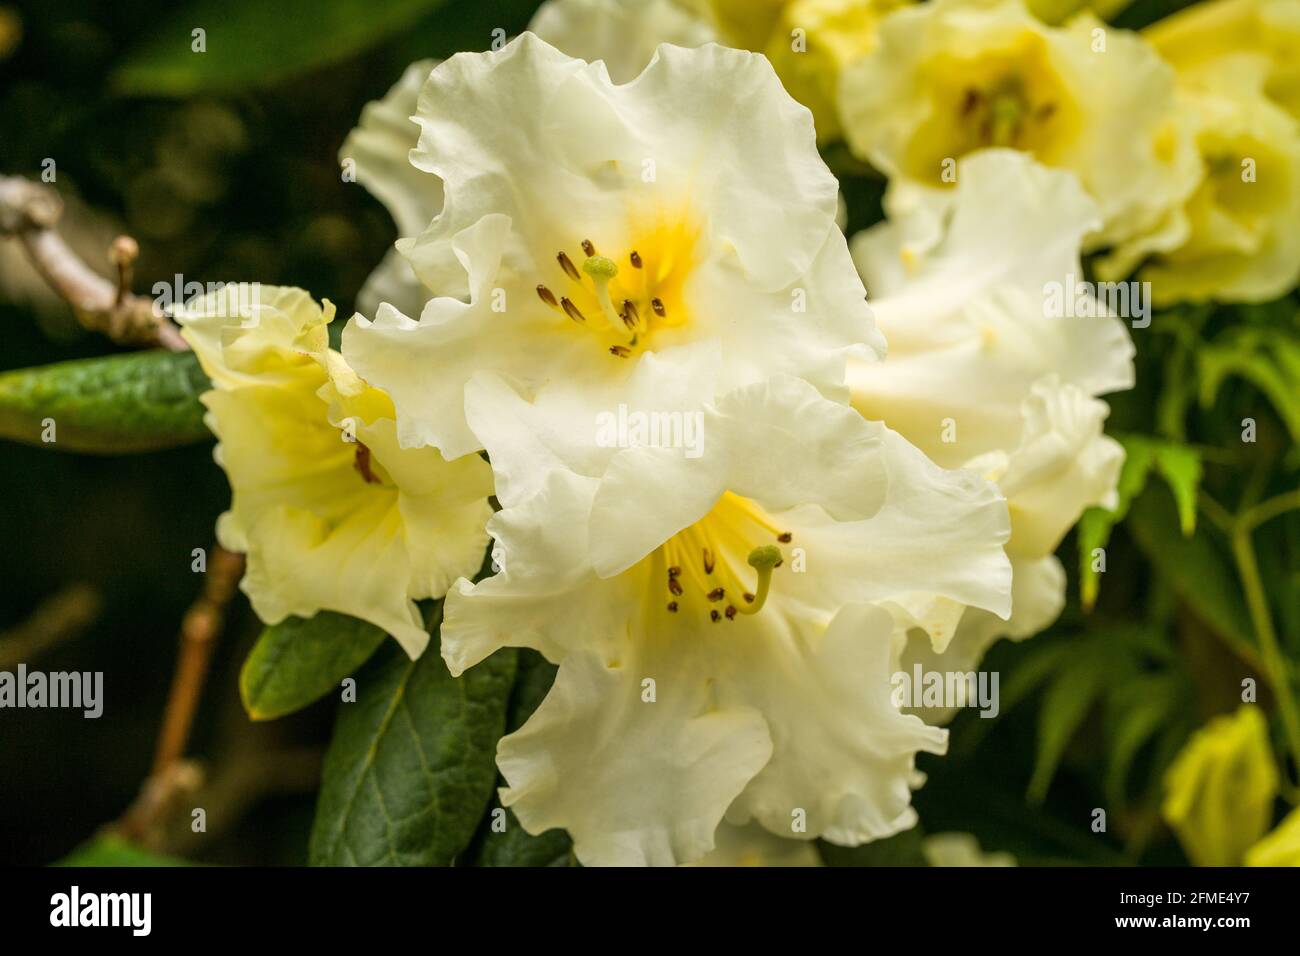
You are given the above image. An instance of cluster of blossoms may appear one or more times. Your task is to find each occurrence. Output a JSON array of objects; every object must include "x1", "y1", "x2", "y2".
[{"x1": 173, "y1": 0, "x2": 1293, "y2": 865}]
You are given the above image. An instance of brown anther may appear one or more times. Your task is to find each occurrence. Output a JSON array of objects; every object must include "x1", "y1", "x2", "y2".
[
  {"x1": 707, "y1": 588, "x2": 725, "y2": 602},
  {"x1": 777, "y1": 532, "x2": 792, "y2": 543},
  {"x1": 560, "y1": 296, "x2": 586, "y2": 323},
  {"x1": 651, "y1": 297, "x2": 666, "y2": 317},
  {"x1": 702, "y1": 548, "x2": 714, "y2": 574},
  {"x1": 557, "y1": 251, "x2": 581, "y2": 281},
  {"x1": 774, "y1": 559, "x2": 783, "y2": 568},
  {"x1": 668, "y1": 576, "x2": 684, "y2": 596},
  {"x1": 668, "y1": 566, "x2": 681, "y2": 577},
  {"x1": 353, "y1": 443, "x2": 380, "y2": 484},
  {"x1": 621, "y1": 299, "x2": 639, "y2": 328},
  {"x1": 710, "y1": 610, "x2": 721, "y2": 623},
  {"x1": 1036, "y1": 103, "x2": 1056, "y2": 121},
  {"x1": 725, "y1": 606, "x2": 737, "y2": 620},
  {"x1": 629, "y1": 250, "x2": 642, "y2": 269},
  {"x1": 581, "y1": 239, "x2": 597, "y2": 257},
  {"x1": 743, "y1": 592, "x2": 755, "y2": 604},
  {"x1": 609, "y1": 345, "x2": 632, "y2": 358},
  {"x1": 667, "y1": 601, "x2": 679, "y2": 613},
  {"x1": 961, "y1": 88, "x2": 981, "y2": 116},
  {"x1": 536, "y1": 284, "x2": 560, "y2": 309}
]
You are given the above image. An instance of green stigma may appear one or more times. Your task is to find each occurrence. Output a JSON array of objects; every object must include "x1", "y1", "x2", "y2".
[
  {"x1": 582, "y1": 255, "x2": 619, "y2": 280},
  {"x1": 736, "y1": 545, "x2": 783, "y2": 615}
]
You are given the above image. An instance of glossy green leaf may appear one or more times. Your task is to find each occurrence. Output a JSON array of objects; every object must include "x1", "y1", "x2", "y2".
[
  {"x1": 240, "y1": 611, "x2": 387, "y2": 722},
  {"x1": 114, "y1": 0, "x2": 450, "y2": 96},
  {"x1": 309, "y1": 603, "x2": 516, "y2": 866},
  {"x1": 0, "y1": 350, "x2": 210, "y2": 454},
  {"x1": 464, "y1": 650, "x2": 574, "y2": 867}
]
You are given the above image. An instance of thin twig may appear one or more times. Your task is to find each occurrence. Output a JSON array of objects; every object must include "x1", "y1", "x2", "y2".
[
  {"x1": 0, "y1": 583, "x2": 102, "y2": 670},
  {"x1": 117, "y1": 545, "x2": 244, "y2": 845},
  {"x1": 0, "y1": 175, "x2": 188, "y2": 350},
  {"x1": 152, "y1": 545, "x2": 245, "y2": 775}
]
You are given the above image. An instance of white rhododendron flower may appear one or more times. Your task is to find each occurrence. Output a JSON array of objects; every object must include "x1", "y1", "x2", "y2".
[
  {"x1": 343, "y1": 34, "x2": 882, "y2": 460},
  {"x1": 691, "y1": 822, "x2": 822, "y2": 866},
  {"x1": 839, "y1": 0, "x2": 1200, "y2": 252},
  {"x1": 440, "y1": 372, "x2": 1012, "y2": 865},
  {"x1": 342, "y1": 59, "x2": 442, "y2": 319},
  {"x1": 848, "y1": 151, "x2": 1133, "y2": 679},
  {"x1": 530, "y1": 0, "x2": 717, "y2": 82},
  {"x1": 922, "y1": 832, "x2": 1017, "y2": 866},
  {"x1": 176, "y1": 284, "x2": 493, "y2": 658}
]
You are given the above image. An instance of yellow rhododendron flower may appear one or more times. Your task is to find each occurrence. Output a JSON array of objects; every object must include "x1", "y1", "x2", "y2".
[
  {"x1": 1163, "y1": 706, "x2": 1279, "y2": 867},
  {"x1": 175, "y1": 284, "x2": 494, "y2": 658},
  {"x1": 1246, "y1": 805, "x2": 1300, "y2": 866},
  {"x1": 1024, "y1": 0, "x2": 1131, "y2": 25},
  {"x1": 1146, "y1": 0, "x2": 1300, "y2": 120},
  {"x1": 764, "y1": 0, "x2": 912, "y2": 142},
  {"x1": 1098, "y1": 1, "x2": 1300, "y2": 302},
  {"x1": 849, "y1": 151, "x2": 1132, "y2": 685},
  {"x1": 839, "y1": 0, "x2": 1200, "y2": 252}
]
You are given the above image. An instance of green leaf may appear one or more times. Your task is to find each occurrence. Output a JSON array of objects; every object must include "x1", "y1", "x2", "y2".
[
  {"x1": 464, "y1": 650, "x2": 575, "y2": 867},
  {"x1": 1198, "y1": 326, "x2": 1300, "y2": 442},
  {"x1": 1027, "y1": 660, "x2": 1105, "y2": 803},
  {"x1": 113, "y1": 0, "x2": 450, "y2": 96},
  {"x1": 1077, "y1": 434, "x2": 1200, "y2": 608},
  {"x1": 240, "y1": 612, "x2": 387, "y2": 722},
  {"x1": 0, "y1": 350, "x2": 210, "y2": 454},
  {"x1": 54, "y1": 834, "x2": 191, "y2": 867},
  {"x1": 309, "y1": 603, "x2": 516, "y2": 866},
  {"x1": 470, "y1": 805, "x2": 573, "y2": 867},
  {"x1": 1127, "y1": 483, "x2": 1255, "y2": 658}
]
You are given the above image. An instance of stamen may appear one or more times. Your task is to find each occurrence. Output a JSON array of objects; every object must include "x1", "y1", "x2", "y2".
[
  {"x1": 734, "y1": 545, "x2": 781, "y2": 615},
  {"x1": 777, "y1": 532, "x2": 792, "y2": 543},
  {"x1": 668, "y1": 566, "x2": 681, "y2": 578},
  {"x1": 621, "y1": 299, "x2": 640, "y2": 330},
  {"x1": 725, "y1": 606, "x2": 737, "y2": 620},
  {"x1": 629, "y1": 250, "x2": 642, "y2": 269},
  {"x1": 710, "y1": 610, "x2": 721, "y2": 623},
  {"x1": 557, "y1": 251, "x2": 581, "y2": 281},
  {"x1": 609, "y1": 345, "x2": 632, "y2": 358},
  {"x1": 353, "y1": 443, "x2": 381, "y2": 485},
  {"x1": 651, "y1": 298, "x2": 666, "y2": 317},
  {"x1": 707, "y1": 587, "x2": 725, "y2": 602},
  {"x1": 536, "y1": 284, "x2": 560, "y2": 310},
  {"x1": 560, "y1": 297, "x2": 586, "y2": 323},
  {"x1": 667, "y1": 601, "x2": 678, "y2": 613},
  {"x1": 702, "y1": 547, "x2": 715, "y2": 574},
  {"x1": 668, "y1": 575, "x2": 683, "y2": 596},
  {"x1": 581, "y1": 239, "x2": 597, "y2": 257}
]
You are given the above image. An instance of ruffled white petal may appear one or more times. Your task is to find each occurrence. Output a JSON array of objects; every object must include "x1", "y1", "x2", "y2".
[{"x1": 343, "y1": 35, "x2": 879, "y2": 458}]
